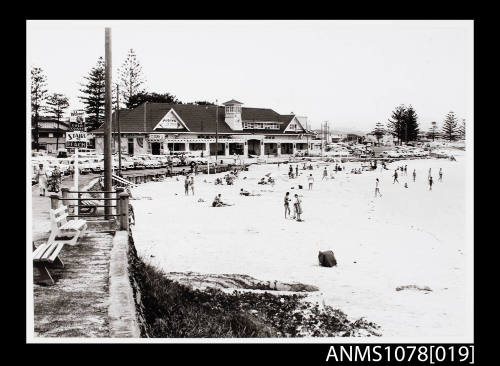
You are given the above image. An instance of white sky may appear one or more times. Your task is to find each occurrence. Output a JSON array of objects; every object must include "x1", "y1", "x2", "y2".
[{"x1": 27, "y1": 20, "x2": 473, "y2": 132}]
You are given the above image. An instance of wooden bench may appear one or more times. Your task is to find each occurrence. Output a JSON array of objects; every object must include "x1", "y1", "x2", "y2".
[
  {"x1": 33, "y1": 241, "x2": 66, "y2": 285},
  {"x1": 47, "y1": 205, "x2": 87, "y2": 246}
]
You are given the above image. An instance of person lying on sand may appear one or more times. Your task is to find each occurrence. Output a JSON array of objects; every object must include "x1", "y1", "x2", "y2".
[{"x1": 240, "y1": 188, "x2": 261, "y2": 197}]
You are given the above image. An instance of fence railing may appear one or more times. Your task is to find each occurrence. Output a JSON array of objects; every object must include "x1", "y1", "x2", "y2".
[{"x1": 50, "y1": 187, "x2": 130, "y2": 231}]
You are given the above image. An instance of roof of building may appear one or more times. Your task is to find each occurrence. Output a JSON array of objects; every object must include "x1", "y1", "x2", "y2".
[
  {"x1": 34, "y1": 117, "x2": 70, "y2": 130},
  {"x1": 223, "y1": 99, "x2": 243, "y2": 105},
  {"x1": 94, "y1": 103, "x2": 300, "y2": 135}
]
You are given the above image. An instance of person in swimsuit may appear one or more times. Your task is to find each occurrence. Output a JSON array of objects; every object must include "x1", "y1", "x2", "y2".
[
  {"x1": 393, "y1": 170, "x2": 399, "y2": 184},
  {"x1": 284, "y1": 192, "x2": 291, "y2": 218},
  {"x1": 184, "y1": 175, "x2": 190, "y2": 195},
  {"x1": 308, "y1": 174, "x2": 314, "y2": 190},
  {"x1": 375, "y1": 178, "x2": 382, "y2": 197}
]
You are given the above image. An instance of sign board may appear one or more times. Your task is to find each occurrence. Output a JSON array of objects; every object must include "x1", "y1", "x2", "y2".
[
  {"x1": 154, "y1": 110, "x2": 183, "y2": 129},
  {"x1": 148, "y1": 134, "x2": 165, "y2": 142},
  {"x1": 66, "y1": 131, "x2": 88, "y2": 148},
  {"x1": 69, "y1": 110, "x2": 86, "y2": 131}
]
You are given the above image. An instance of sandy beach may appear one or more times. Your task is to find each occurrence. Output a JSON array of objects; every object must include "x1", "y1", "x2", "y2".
[{"x1": 131, "y1": 152, "x2": 471, "y2": 340}]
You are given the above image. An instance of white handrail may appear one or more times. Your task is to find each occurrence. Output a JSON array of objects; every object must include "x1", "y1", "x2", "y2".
[{"x1": 111, "y1": 174, "x2": 136, "y2": 187}]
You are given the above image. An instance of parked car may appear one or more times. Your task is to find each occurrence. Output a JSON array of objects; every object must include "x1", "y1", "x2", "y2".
[
  {"x1": 78, "y1": 159, "x2": 94, "y2": 174},
  {"x1": 139, "y1": 155, "x2": 161, "y2": 168},
  {"x1": 151, "y1": 155, "x2": 169, "y2": 167},
  {"x1": 58, "y1": 158, "x2": 74, "y2": 175},
  {"x1": 382, "y1": 150, "x2": 401, "y2": 158},
  {"x1": 131, "y1": 156, "x2": 146, "y2": 169},
  {"x1": 90, "y1": 158, "x2": 104, "y2": 173},
  {"x1": 120, "y1": 156, "x2": 136, "y2": 170},
  {"x1": 168, "y1": 156, "x2": 182, "y2": 166},
  {"x1": 195, "y1": 156, "x2": 208, "y2": 164},
  {"x1": 32, "y1": 151, "x2": 48, "y2": 158},
  {"x1": 57, "y1": 149, "x2": 69, "y2": 158}
]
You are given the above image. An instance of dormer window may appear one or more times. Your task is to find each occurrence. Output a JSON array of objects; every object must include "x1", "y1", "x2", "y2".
[
  {"x1": 223, "y1": 99, "x2": 244, "y2": 131},
  {"x1": 225, "y1": 105, "x2": 241, "y2": 114}
]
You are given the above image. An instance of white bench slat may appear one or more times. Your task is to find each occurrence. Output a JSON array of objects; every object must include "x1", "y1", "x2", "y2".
[
  {"x1": 40, "y1": 242, "x2": 60, "y2": 261},
  {"x1": 46, "y1": 242, "x2": 65, "y2": 262},
  {"x1": 33, "y1": 243, "x2": 50, "y2": 260},
  {"x1": 61, "y1": 220, "x2": 85, "y2": 231},
  {"x1": 53, "y1": 205, "x2": 68, "y2": 215},
  {"x1": 55, "y1": 214, "x2": 68, "y2": 223},
  {"x1": 48, "y1": 204, "x2": 87, "y2": 246}
]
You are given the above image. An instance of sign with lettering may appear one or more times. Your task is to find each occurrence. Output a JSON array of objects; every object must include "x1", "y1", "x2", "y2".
[
  {"x1": 154, "y1": 109, "x2": 184, "y2": 129},
  {"x1": 148, "y1": 134, "x2": 165, "y2": 142},
  {"x1": 69, "y1": 110, "x2": 86, "y2": 131},
  {"x1": 66, "y1": 131, "x2": 88, "y2": 148}
]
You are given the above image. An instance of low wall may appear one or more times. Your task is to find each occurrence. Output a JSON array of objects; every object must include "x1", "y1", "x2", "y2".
[{"x1": 108, "y1": 231, "x2": 143, "y2": 338}]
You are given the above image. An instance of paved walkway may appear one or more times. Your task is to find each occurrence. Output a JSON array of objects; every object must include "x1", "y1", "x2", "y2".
[
  {"x1": 31, "y1": 174, "x2": 97, "y2": 238},
  {"x1": 33, "y1": 231, "x2": 114, "y2": 337}
]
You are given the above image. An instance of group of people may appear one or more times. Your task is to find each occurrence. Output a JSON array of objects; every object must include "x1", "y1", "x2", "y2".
[
  {"x1": 284, "y1": 192, "x2": 303, "y2": 221},
  {"x1": 184, "y1": 175, "x2": 195, "y2": 195},
  {"x1": 288, "y1": 164, "x2": 300, "y2": 179},
  {"x1": 214, "y1": 170, "x2": 239, "y2": 185},
  {"x1": 378, "y1": 166, "x2": 444, "y2": 197},
  {"x1": 258, "y1": 176, "x2": 275, "y2": 185},
  {"x1": 35, "y1": 163, "x2": 63, "y2": 196}
]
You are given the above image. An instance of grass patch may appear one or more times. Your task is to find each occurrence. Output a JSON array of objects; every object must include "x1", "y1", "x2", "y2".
[{"x1": 129, "y1": 243, "x2": 381, "y2": 338}]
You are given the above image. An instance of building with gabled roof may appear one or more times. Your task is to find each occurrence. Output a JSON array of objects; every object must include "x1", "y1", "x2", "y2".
[
  {"x1": 31, "y1": 116, "x2": 70, "y2": 153},
  {"x1": 93, "y1": 99, "x2": 312, "y2": 158}
]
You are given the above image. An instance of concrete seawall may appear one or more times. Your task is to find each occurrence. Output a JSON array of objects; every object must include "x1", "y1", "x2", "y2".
[{"x1": 108, "y1": 231, "x2": 142, "y2": 338}]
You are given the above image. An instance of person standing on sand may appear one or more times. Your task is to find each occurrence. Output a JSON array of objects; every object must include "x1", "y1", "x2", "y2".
[
  {"x1": 308, "y1": 174, "x2": 314, "y2": 190},
  {"x1": 294, "y1": 194, "x2": 303, "y2": 221},
  {"x1": 190, "y1": 176, "x2": 195, "y2": 195},
  {"x1": 375, "y1": 178, "x2": 382, "y2": 197},
  {"x1": 284, "y1": 192, "x2": 291, "y2": 218},
  {"x1": 412, "y1": 169, "x2": 416, "y2": 182},
  {"x1": 322, "y1": 167, "x2": 328, "y2": 181},
  {"x1": 296, "y1": 165, "x2": 299, "y2": 177},
  {"x1": 393, "y1": 170, "x2": 399, "y2": 184},
  {"x1": 36, "y1": 163, "x2": 48, "y2": 196},
  {"x1": 404, "y1": 165, "x2": 407, "y2": 176},
  {"x1": 439, "y1": 168, "x2": 443, "y2": 182},
  {"x1": 428, "y1": 175, "x2": 433, "y2": 191},
  {"x1": 184, "y1": 175, "x2": 190, "y2": 196}
]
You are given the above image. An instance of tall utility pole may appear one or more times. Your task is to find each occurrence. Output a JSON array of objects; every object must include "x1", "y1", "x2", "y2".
[
  {"x1": 306, "y1": 120, "x2": 310, "y2": 156},
  {"x1": 215, "y1": 100, "x2": 219, "y2": 166},
  {"x1": 104, "y1": 27, "x2": 113, "y2": 218},
  {"x1": 116, "y1": 84, "x2": 122, "y2": 176}
]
